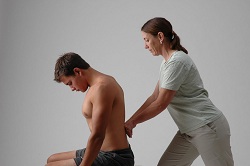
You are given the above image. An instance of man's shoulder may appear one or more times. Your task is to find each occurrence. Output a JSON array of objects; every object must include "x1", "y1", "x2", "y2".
[
  {"x1": 90, "y1": 76, "x2": 118, "y2": 95},
  {"x1": 97, "y1": 76, "x2": 116, "y2": 88}
]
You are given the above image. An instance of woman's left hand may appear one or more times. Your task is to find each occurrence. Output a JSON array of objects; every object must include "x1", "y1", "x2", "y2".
[{"x1": 124, "y1": 120, "x2": 136, "y2": 138}]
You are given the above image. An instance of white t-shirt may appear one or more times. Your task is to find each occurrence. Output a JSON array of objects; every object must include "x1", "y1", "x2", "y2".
[{"x1": 159, "y1": 51, "x2": 222, "y2": 133}]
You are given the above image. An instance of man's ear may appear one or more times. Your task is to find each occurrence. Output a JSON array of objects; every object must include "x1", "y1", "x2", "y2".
[{"x1": 73, "y1": 68, "x2": 81, "y2": 75}]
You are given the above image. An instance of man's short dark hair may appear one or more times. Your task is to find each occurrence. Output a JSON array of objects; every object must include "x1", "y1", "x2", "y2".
[{"x1": 54, "y1": 52, "x2": 90, "y2": 82}]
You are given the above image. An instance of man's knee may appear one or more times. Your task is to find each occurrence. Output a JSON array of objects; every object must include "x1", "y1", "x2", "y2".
[{"x1": 47, "y1": 154, "x2": 57, "y2": 163}]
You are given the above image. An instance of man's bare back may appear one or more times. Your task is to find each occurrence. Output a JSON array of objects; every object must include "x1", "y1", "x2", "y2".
[{"x1": 82, "y1": 75, "x2": 129, "y2": 151}]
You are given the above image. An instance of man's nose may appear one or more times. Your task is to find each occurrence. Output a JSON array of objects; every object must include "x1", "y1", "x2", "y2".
[
  {"x1": 70, "y1": 86, "x2": 76, "y2": 91},
  {"x1": 144, "y1": 43, "x2": 148, "y2": 49}
]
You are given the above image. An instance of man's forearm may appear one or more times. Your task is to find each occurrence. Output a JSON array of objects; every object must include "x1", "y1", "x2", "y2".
[{"x1": 80, "y1": 133, "x2": 104, "y2": 166}]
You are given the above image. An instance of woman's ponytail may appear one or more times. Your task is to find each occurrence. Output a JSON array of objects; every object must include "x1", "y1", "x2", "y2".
[{"x1": 171, "y1": 31, "x2": 188, "y2": 54}]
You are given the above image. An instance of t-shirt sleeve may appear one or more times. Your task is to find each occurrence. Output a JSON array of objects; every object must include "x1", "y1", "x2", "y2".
[{"x1": 160, "y1": 61, "x2": 189, "y2": 91}]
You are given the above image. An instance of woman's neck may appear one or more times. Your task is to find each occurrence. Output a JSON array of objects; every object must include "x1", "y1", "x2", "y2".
[{"x1": 162, "y1": 49, "x2": 177, "y2": 61}]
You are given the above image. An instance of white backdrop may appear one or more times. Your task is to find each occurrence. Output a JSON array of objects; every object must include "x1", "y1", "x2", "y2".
[{"x1": 1, "y1": 0, "x2": 250, "y2": 165}]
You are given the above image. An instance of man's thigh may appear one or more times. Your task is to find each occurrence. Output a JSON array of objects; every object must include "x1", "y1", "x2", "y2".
[
  {"x1": 47, "y1": 150, "x2": 76, "y2": 163},
  {"x1": 157, "y1": 131, "x2": 199, "y2": 166},
  {"x1": 46, "y1": 159, "x2": 76, "y2": 166}
]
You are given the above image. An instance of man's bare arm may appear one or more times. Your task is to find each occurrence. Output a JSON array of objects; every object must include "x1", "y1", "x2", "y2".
[{"x1": 80, "y1": 84, "x2": 114, "y2": 166}]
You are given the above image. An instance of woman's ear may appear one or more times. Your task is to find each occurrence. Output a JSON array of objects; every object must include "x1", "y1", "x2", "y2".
[{"x1": 158, "y1": 32, "x2": 164, "y2": 41}]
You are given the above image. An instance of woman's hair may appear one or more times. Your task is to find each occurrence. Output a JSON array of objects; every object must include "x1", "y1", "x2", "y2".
[
  {"x1": 54, "y1": 52, "x2": 90, "y2": 82},
  {"x1": 141, "y1": 17, "x2": 188, "y2": 54}
]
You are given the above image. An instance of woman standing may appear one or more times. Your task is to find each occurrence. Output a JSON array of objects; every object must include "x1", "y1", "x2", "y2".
[{"x1": 125, "y1": 17, "x2": 234, "y2": 166}]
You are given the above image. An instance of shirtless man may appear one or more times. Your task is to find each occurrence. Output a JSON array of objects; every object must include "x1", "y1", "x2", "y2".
[{"x1": 46, "y1": 52, "x2": 134, "y2": 166}]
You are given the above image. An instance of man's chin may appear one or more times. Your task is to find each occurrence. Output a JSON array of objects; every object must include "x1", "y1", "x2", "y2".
[{"x1": 82, "y1": 87, "x2": 89, "y2": 92}]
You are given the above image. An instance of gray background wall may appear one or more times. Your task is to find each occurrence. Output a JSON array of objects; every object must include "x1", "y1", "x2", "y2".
[{"x1": 1, "y1": 0, "x2": 249, "y2": 165}]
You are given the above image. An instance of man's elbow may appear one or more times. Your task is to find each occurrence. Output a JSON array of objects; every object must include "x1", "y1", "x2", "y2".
[{"x1": 91, "y1": 131, "x2": 106, "y2": 142}]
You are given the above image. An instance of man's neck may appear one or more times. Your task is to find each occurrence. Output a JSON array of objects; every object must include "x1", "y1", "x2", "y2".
[{"x1": 84, "y1": 67, "x2": 104, "y2": 87}]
